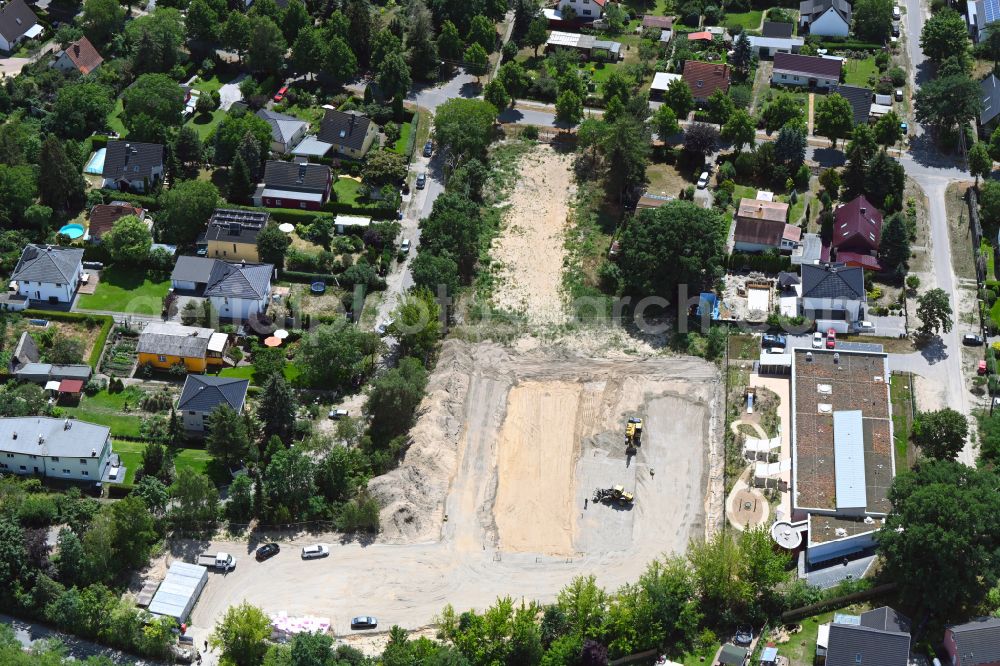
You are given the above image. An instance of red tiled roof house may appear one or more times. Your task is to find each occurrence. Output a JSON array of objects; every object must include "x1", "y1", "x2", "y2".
[{"x1": 682, "y1": 61, "x2": 731, "y2": 104}]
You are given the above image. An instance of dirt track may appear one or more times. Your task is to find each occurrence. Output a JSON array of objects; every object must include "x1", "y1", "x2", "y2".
[{"x1": 188, "y1": 340, "x2": 723, "y2": 639}]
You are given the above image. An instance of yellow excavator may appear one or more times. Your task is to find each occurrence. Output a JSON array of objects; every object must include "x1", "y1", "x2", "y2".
[
  {"x1": 625, "y1": 417, "x2": 643, "y2": 451},
  {"x1": 593, "y1": 485, "x2": 635, "y2": 505}
]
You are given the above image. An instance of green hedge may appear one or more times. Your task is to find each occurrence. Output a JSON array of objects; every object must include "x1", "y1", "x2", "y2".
[
  {"x1": 322, "y1": 201, "x2": 396, "y2": 220},
  {"x1": 90, "y1": 135, "x2": 109, "y2": 150},
  {"x1": 266, "y1": 205, "x2": 396, "y2": 224},
  {"x1": 265, "y1": 208, "x2": 333, "y2": 225},
  {"x1": 725, "y1": 252, "x2": 793, "y2": 273},
  {"x1": 819, "y1": 40, "x2": 884, "y2": 50},
  {"x1": 23, "y1": 310, "x2": 114, "y2": 369},
  {"x1": 97, "y1": 190, "x2": 160, "y2": 211}
]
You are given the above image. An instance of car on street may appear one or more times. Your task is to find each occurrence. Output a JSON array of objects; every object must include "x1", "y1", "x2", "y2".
[
  {"x1": 696, "y1": 171, "x2": 709, "y2": 189},
  {"x1": 255, "y1": 543, "x2": 280, "y2": 561},
  {"x1": 825, "y1": 328, "x2": 836, "y2": 349},
  {"x1": 416, "y1": 172, "x2": 427, "y2": 189},
  {"x1": 891, "y1": 22, "x2": 899, "y2": 36},
  {"x1": 351, "y1": 616, "x2": 378, "y2": 630},
  {"x1": 812, "y1": 331, "x2": 824, "y2": 348},
  {"x1": 401, "y1": 239, "x2": 411, "y2": 254},
  {"x1": 762, "y1": 333, "x2": 786, "y2": 348},
  {"x1": 273, "y1": 85, "x2": 289, "y2": 102},
  {"x1": 301, "y1": 544, "x2": 329, "y2": 559},
  {"x1": 892, "y1": 4, "x2": 900, "y2": 19},
  {"x1": 963, "y1": 333, "x2": 985, "y2": 346},
  {"x1": 423, "y1": 140, "x2": 434, "y2": 157}
]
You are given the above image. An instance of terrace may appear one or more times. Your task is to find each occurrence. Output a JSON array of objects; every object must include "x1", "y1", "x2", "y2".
[{"x1": 791, "y1": 348, "x2": 894, "y2": 516}]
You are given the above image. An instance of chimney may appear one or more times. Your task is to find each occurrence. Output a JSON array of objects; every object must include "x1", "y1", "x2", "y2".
[
  {"x1": 12, "y1": 432, "x2": 16, "y2": 440},
  {"x1": 91, "y1": 449, "x2": 96, "y2": 457},
  {"x1": 64, "y1": 419, "x2": 72, "y2": 430},
  {"x1": 38, "y1": 434, "x2": 44, "y2": 444},
  {"x1": 860, "y1": 207, "x2": 866, "y2": 215}
]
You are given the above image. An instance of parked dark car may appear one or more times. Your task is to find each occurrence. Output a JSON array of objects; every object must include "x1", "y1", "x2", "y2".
[
  {"x1": 423, "y1": 140, "x2": 433, "y2": 157},
  {"x1": 255, "y1": 543, "x2": 280, "y2": 561},
  {"x1": 963, "y1": 334, "x2": 985, "y2": 346},
  {"x1": 416, "y1": 172, "x2": 427, "y2": 189},
  {"x1": 351, "y1": 616, "x2": 378, "y2": 630},
  {"x1": 762, "y1": 334, "x2": 786, "y2": 348}
]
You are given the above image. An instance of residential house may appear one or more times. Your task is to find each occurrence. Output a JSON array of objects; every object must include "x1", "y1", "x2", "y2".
[
  {"x1": 747, "y1": 24, "x2": 804, "y2": 57},
  {"x1": 980, "y1": 73, "x2": 1000, "y2": 136},
  {"x1": 650, "y1": 72, "x2": 683, "y2": 100},
  {"x1": 0, "y1": 417, "x2": 114, "y2": 482},
  {"x1": 315, "y1": 109, "x2": 379, "y2": 159},
  {"x1": 101, "y1": 141, "x2": 165, "y2": 193},
  {"x1": 177, "y1": 375, "x2": 249, "y2": 434},
  {"x1": 821, "y1": 607, "x2": 911, "y2": 666},
  {"x1": 560, "y1": 0, "x2": 605, "y2": 20},
  {"x1": 681, "y1": 61, "x2": 732, "y2": 104},
  {"x1": 11, "y1": 245, "x2": 84, "y2": 304},
  {"x1": 772, "y1": 52, "x2": 842, "y2": 89},
  {"x1": 830, "y1": 84, "x2": 874, "y2": 125},
  {"x1": 51, "y1": 37, "x2": 103, "y2": 75},
  {"x1": 88, "y1": 202, "x2": 145, "y2": 242},
  {"x1": 800, "y1": 262, "x2": 866, "y2": 332},
  {"x1": 170, "y1": 256, "x2": 273, "y2": 321},
  {"x1": 831, "y1": 195, "x2": 883, "y2": 270},
  {"x1": 137, "y1": 322, "x2": 228, "y2": 372},
  {"x1": 733, "y1": 199, "x2": 797, "y2": 253},
  {"x1": 798, "y1": 0, "x2": 852, "y2": 36},
  {"x1": 967, "y1": 0, "x2": 999, "y2": 42},
  {"x1": 256, "y1": 108, "x2": 308, "y2": 154},
  {"x1": 0, "y1": 0, "x2": 40, "y2": 52},
  {"x1": 252, "y1": 160, "x2": 332, "y2": 210},
  {"x1": 545, "y1": 31, "x2": 622, "y2": 61},
  {"x1": 203, "y1": 260, "x2": 273, "y2": 321},
  {"x1": 200, "y1": 208, "x2": 270, "y2": 262},
  {"x1": 944, "y1": 616, "x2": 1000, "y2": 666}
]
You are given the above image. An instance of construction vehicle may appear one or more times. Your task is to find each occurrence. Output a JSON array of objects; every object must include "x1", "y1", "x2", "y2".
[
  {"x1": 625, "y1": 417, "x2": 643, "y2": 451},
  {"x1": 592, "y1": 485, "x2": 635, "y2": 505}
]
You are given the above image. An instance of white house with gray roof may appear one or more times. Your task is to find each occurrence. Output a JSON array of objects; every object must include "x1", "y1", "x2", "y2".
[
  {"x1": 178, "y1": 375, "x2": 250, "y2": 433},
  {"x1": 11, "y1": 245, "x2": 84, "y2": 304},
  {"x1": 171, "y1": 256, "x2": 273, "y2": 321},
  {"x1": 256, "y1": 108, "x2": 308, "y2": 154},
  {"x1": 0, "y1": 417, "x2": 113, "y2": 482}
]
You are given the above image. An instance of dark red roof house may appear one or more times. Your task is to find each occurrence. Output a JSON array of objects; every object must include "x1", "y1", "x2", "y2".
[
  {"x1": 682, "y1": 61, "x2": 731, "y2": 103},
  {"x1": 833, "y1": 194, "x2": 883, "y2": 254}
]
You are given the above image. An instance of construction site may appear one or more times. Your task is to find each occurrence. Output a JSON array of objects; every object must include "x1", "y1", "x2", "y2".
[{"x1": 189, "y1": 340, "x2": 724, "y2": 636}]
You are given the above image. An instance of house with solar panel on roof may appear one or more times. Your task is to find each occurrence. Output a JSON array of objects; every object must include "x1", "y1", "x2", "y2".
[{"x1": 968, "y1": 0, "x2": 1000, "y2": 42}]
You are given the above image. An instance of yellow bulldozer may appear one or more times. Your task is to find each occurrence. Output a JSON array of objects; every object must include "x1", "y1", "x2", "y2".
[
  {"x1": 593, "y1": 485, "x2": 635, "y2": 505},
  {"x1": 625, "y1": 417, "x2": 643, "y2": 451}
]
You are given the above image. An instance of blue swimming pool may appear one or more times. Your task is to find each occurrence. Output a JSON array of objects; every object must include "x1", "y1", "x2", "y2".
[
  {"x1": 58, "y1": 223, "x2": 85, "y2": 239},
  {"x1": 84, "y1": 148, "x2": 106, "y2": 175}
]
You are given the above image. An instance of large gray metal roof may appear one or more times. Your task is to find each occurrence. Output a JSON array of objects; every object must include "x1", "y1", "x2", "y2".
[
  {"x1": 147, "y1": 561, "x2": 208, "y2": 622},
  {"x1": 0, "y1": 417, "x2": 109, "y2": 458},
  {"x1": 137, "y1": 322, "x2": 214, "y2": 358}
]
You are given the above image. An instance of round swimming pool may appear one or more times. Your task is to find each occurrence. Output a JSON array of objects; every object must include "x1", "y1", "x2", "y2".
[{"x1": 58, "y1": 223, "x2": 85, "y2": 239}]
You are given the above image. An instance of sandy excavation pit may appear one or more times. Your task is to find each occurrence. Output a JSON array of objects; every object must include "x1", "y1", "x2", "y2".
[{"x1": 371, "y1": 340, "x2": 724, "y2": 560}]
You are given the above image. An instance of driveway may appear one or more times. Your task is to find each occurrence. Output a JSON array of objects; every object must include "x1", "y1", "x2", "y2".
[{"x1": 218, "y1": 74, "x2": 247, "y2": 111}]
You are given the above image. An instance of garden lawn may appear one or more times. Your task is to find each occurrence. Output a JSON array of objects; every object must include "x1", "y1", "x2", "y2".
[
  {"x1": 77, "y1": 266, "x2": 170, "y2": 315},
  {"x1": 990, "y1": 297, "x2": 1000, "y2": 330},
  {"x1": 843, "y1": 56, "x2": 878, "y2": 87},
  {"x1": 333, "y1": 178, "x2": 367, "y2": 206},
  {"x1": 724, "y1": 9, "x2": 763, "y2": 29},
  {"x1": 890, "y1": 371, "x2": 915, "y2": 472},
  {"x1": 982, "y1": 239, "x2": 996, "y2": 278},
  {"x1": 191, "y1": 74, "x2": 226, "y2": 95},
  {"x1": 392, "y1": 121, "x2": 413, "y2": 155},
  {"x1": 108, "y1": 99, "x2": 126, "y2": 137},
  {"x1": 114, "y1": 440, "x2": 213, "y2": 486},
  {"x1": 186, "y1": 109, "x2": 227, "y2": 141},
  {"x1": 219, "y1": 364, "x2": 301, "y2": 384},
  {"x1": 61, "y1": 390, "x2": 143, "y2": 439}
]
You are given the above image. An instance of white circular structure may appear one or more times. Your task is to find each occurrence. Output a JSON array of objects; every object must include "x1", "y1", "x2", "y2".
[{"x1": 771, "y1": 520, "x2": 803, "y2": 550}]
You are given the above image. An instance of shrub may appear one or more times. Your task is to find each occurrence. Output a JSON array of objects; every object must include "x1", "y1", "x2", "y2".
[{"x1": 521, "y1": 125, "x2": 539, "y2": 140}]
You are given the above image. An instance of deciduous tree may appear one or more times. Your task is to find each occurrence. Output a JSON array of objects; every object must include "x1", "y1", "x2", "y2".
[
  {"x1": 920, "y1": 8, "x2": 970, "y2": 63},
  {"x1": 206, "y1": 404, "x2": 250, "y2": 470},
  {"x1": 211, "y1": 602, "x2": 272, "y2": 666},
  {"x1": 662, "y1": 79, "x2": 694, "y2": 120},
  {"x1": 158, "y1": 180, "x2": 220, "y2": 244},
  {"x1": 722, "y1": 109, "x2": 755, "y2": 153},
  {"x1": 814, "y1": 93, "x2": 854, "y2": 147},
  {"x1": 916, "y1": 287, "x2": 953, "y2": 336},
  {"x1": 913, "y1": 408, "x2": 969, "y2": 460}
]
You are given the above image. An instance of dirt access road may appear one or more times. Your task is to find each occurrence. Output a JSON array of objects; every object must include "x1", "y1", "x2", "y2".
[{"x1": 189, "y1": 340, "x2": 722, "y2": 639}]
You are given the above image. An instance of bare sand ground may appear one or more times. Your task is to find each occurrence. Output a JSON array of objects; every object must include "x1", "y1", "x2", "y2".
[
  {"x1": 187, "y1": 339, "x2": 723, "y2": 642},
  {"x1": 489, "y1": 145, "x2": 574, "y2": 322}
]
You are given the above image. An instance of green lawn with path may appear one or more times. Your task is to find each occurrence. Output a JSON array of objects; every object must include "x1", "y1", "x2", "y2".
[
  {"x1": 219, "y1": 363, "x2": 301, "y2": 384},
  {"x1": 77, "y1": 266, "x2": 170, "y2": 315},
  {"x1": 392, "y1": 121, "x2": 413, "y2": 155},
  {"x1": 61, "y1": 390, "x2": 143, "y2": 438},
  {"x1": 108, "y1": 99, "x2": 126, "y2": 137},
  {"x1": 333, "y1": 178, "x2": 368, "y2": 206},
  {"x1": 186, "y1": 109, "x2": 227, "y2": 141}
]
